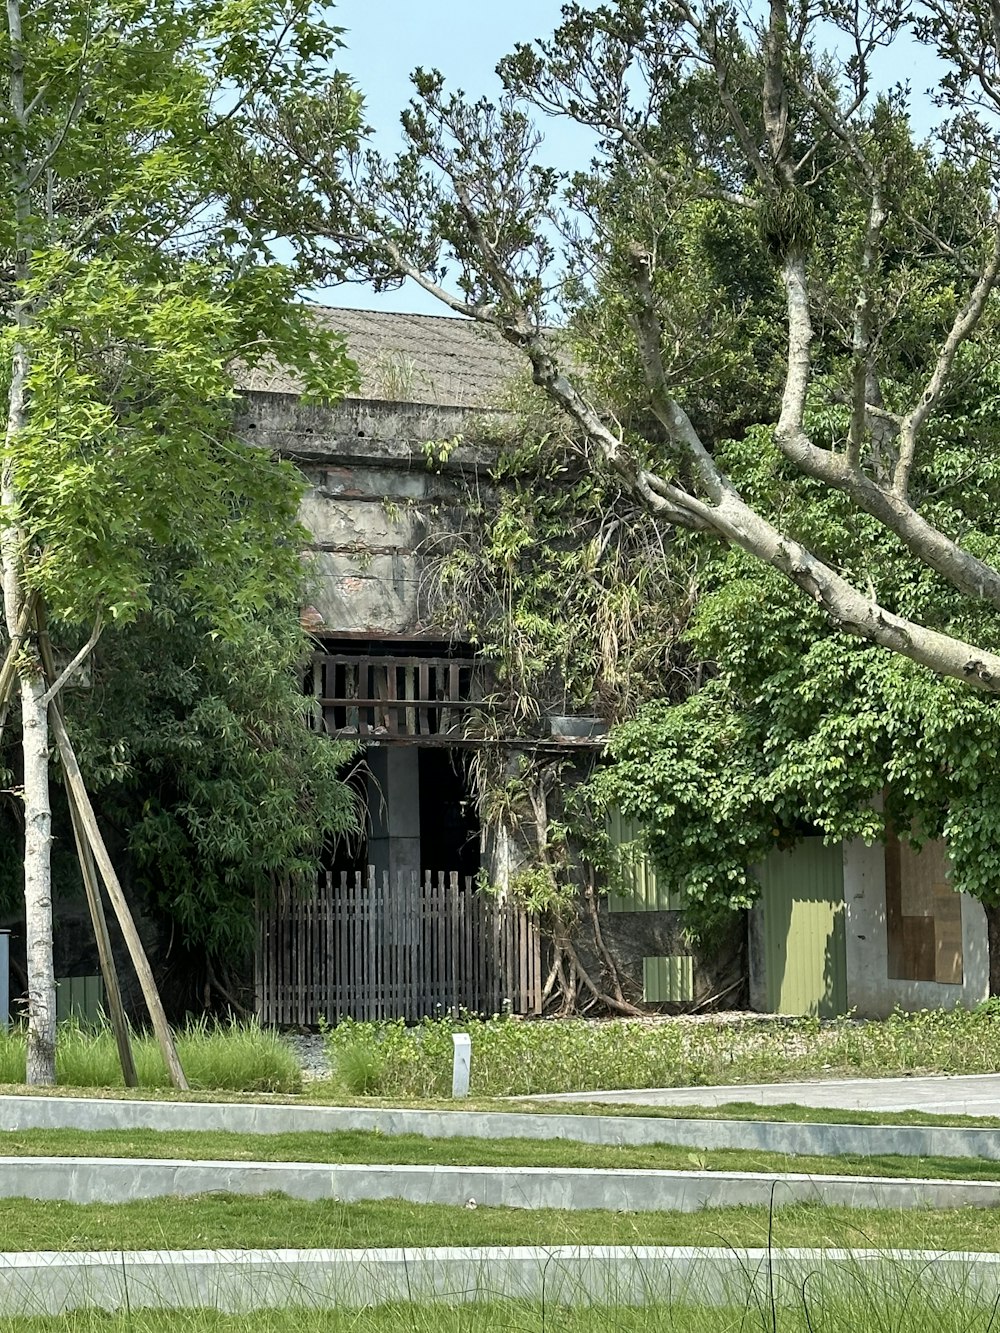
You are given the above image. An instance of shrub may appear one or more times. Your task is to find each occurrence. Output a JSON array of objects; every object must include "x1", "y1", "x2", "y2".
[{"x1": 323, "y1": 1007, "x2": 1000, "y2": 1099}]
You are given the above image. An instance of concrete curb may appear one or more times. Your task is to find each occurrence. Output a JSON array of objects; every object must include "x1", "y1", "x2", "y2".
[
  {"x1": 0, "y1": 1245, "x2": 997, "y2": 1314},
  {"x1": 1, "y1": 1093, "x2": 999, "y2": 1161},
  {"x1": 0, "y1": 1154, "x2": 998, "y2": 1212}
]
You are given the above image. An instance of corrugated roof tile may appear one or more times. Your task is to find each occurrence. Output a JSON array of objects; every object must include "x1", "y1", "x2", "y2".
[{"x1": 240, "y1": 305, "x2": 526, "y2": 407}]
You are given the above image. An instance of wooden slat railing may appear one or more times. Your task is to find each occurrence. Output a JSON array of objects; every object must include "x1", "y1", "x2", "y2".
[{"x1": 309, "y1": 654, "x2": 481, "y2": 740}]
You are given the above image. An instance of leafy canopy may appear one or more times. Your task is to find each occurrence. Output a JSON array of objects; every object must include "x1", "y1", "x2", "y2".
[{"x1": 1, "y1": 0, "x2": 361, "y2": 630}]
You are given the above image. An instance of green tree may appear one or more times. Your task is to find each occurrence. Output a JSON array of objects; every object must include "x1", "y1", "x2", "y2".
[
  {"x1": 257, "y1": 0, "x2": 1000, "y2": 681},
  {"x1": 1, "y1": 0, "x2": 359, "y2": 1081},
  {"x1": 51, "y1": 543, "x2": 357, "y2": 968},
  {"x1": 252, "y1": 0, "x2": 1000, "y2": 972}
]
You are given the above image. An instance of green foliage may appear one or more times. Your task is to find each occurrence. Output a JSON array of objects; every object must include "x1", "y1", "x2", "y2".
[
  {"x1": 569, "y1": 186, "x2": 786, "y2": 445},
  {"x1": 431, "y1": 392, "x2": 692, "y2": 728},
  {"x1": 57, "y1": 562, "x2": 358, "y2": 954},
  {"x1": 324, "y1": 1007, "x2": 1000, "y2": 1099},
  {"x1": 0, "y1": 0, "x2": 364, "y2": 955},
  {"x1": 592, "y1": 392, "x2": 1000, "y2": 927},
  {"x1": 0, "y1": 1017, "x2": 301, "y2": 1091},
  {"x1": 1, "y1": 0, "x2": 361, "y2": 629}
]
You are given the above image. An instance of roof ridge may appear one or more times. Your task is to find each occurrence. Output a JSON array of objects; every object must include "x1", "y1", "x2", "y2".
[{"x1": 302, "y1": 302, "x2": 489, "y2": 325}]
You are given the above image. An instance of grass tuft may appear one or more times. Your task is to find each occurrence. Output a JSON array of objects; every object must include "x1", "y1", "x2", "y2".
[
  {"x1": 333, "y1": 1042, "x2": 385, "y2": 1096},
  {"x1": 0, "y1": 1018, "x2": 301, "y2": 1094}
]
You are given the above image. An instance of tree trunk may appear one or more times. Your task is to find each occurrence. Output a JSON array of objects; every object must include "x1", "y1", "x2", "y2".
[
  {"x1": 19, "y1": 671, "x2": 54, "y2": 1083},
  {"x1": 985, "y1": 901, "x2": 1000, "y2": 998},
  {"x1": 4, "y1": 0, "x2": 56, "y2": 1086},
  {"x1": 2, "y1": 341, "x2": 56, "y2": 1085}
]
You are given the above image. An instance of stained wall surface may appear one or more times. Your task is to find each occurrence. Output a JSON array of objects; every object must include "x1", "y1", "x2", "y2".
[
  {"x1": 842, "y1": 837, "x2": 989, "y2": 1018},
  {"x1": 237, "y1": 392, "x2": 497, "y2": 637}
]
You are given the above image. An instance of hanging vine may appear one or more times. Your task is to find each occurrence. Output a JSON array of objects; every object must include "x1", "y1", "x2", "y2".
[{"x1": 422, "y1": 385, "x2": 699, "y2": 1013}]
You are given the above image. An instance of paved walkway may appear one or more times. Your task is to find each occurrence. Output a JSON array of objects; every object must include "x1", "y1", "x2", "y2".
[{"x1": 531, "y1": 1073, "x2": 1000, "y2": 1116}]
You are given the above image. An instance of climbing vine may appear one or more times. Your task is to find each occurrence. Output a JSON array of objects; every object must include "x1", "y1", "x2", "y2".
[{"x1": 424, "y1": 388, "x2": 698, "y2": 1012}]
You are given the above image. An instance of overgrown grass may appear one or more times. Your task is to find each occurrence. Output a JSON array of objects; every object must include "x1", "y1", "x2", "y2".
[
  {"x1": 324, "y1": 1009, "x2": 1000, "y2": 1098},
  {"x1": 0, "y1": 1020, "x2": 301, "y2": 1094},
  {"x1": 4, "y1": 1126, "x2": 1000, "y2": 1183},
  {"x1": 3, "y1": 1295, "x2": 1000, "y2": 1333},
  {"x1": 0, "y1": 1193, "x2": 999, "y2": 1253}
]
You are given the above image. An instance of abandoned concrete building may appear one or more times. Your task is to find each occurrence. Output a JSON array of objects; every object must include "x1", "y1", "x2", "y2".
[
  {"x1": 246, "y1": 306, "x2": 988, "y2": 1026},
  {"x1": 246, "y1": 307, "x2": 736, "y2": 1023},
  {"x1": 246, "y1": 309, "x2": 573, "y2": 1021},
  {"x1": 243, "y1": 309, "x2": 519, "y2": 882}
]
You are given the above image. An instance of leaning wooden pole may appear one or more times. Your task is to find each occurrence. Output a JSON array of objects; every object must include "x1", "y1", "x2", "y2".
[
  {"x1": 48, "y1": 705, "x2": 188, "y2": 1089},
  {"x1": 35, "y1": 617, "x2": 139, "y2": 1086},
  {"x1": 0, "y1": 590, "x2": 37, "y2": 740},
  {"x1": 65, "y1": 797, "x2": 140, "y2": 1087}
]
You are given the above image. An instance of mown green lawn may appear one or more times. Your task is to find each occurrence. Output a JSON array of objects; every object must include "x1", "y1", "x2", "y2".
[
  {"x1": 0, "y1": 1126, "x2": 997, "y2": 1183},
  {"x1": 0, "y1": 1193, "x2": 996, "y2": 1253}
]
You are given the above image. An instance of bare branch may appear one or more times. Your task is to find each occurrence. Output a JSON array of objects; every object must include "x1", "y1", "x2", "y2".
[
  {"x1": 40, "y1": 614, "x2": 102, "y2": 706},
  {"x1": 623, "y1": 241, "x2": 731, "y2": 503},
  {"x1": 849, "y1": 180, "x2": 886, "y2": 468},
  {"x1": 895, "y1": 210, "x2": 1000, "y2": 497},
  {"x1": 777, "y1": 249, "x2": 814, "y2": 446}
]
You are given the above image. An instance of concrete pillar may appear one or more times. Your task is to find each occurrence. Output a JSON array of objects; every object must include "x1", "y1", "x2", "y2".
[{"x1": 366, "y1": 747, "x2": 421, "y2": 884}]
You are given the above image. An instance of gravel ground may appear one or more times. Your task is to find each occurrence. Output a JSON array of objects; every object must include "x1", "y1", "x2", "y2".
[{"x1": 283, "y1": 1033, "x2": 332, "y2": 1083}]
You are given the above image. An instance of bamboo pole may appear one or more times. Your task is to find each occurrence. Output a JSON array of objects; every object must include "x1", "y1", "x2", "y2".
[
  {"x1": 66, "y1": 796, "x2": 140, "y2": 1087},
  {"x1": 35, "y1": 619, "x2": 140, "y2": 1087},
  {"x1": 48, "y1": 704, "x2": 188, "y2": 1089},
  {"x1": 35, "y1": 611, "x2": 187, "y2": 1090}
]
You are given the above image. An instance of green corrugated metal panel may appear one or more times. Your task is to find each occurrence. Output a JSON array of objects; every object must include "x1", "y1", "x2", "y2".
[
  {"x1": 55, "y1": 975, "x2": 105, "y2": 1026},
  {"x1": 642, "y1": 955, "x2": 694, "y2": 1003},
  {"x1": 756, "y1": 839, "x2": 847, "y2": 1018},
  {"x1": 606, "y1": 809, "x2": 683, "y2": 912}
]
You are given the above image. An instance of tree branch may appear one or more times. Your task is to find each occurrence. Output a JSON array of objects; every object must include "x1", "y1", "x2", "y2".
[
  {"x1": 849, "y1": 180, "x2": 886, "y2": 468},
  {"x1": 40, "y1": 613, "x2": 102, "y2": 706},
  {"x1": 895, "y1": 209, "x2": 1000, "y2": 498}
]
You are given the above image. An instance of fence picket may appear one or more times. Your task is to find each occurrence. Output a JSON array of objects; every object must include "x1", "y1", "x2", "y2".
[{"x1": 256, "y1": 866, "x2": 541, "y2": 1025}]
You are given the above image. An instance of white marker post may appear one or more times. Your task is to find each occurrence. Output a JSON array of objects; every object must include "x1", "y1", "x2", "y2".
[{"x1": 451, "y1": 1031, "x2": 471, "y2": 1098}]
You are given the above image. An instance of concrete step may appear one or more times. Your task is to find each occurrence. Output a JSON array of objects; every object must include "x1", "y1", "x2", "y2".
[{"x1": 0, "y1": 1154, "x2": 996, "y2": 1211}]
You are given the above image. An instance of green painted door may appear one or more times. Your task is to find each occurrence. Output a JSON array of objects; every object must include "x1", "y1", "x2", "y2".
[{"x1": 756, "y1": 840, "x2": 847, "y2": 1018}]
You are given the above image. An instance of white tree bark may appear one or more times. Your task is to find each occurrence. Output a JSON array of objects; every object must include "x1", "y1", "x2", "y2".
[{"x1": 3, "y1": 0, "x2": 56, "y2": 1085}]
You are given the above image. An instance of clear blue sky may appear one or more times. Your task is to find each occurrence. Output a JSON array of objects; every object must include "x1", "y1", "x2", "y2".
[{"x1": 313, "y1": 1, "x2": 946, "y2": 315}]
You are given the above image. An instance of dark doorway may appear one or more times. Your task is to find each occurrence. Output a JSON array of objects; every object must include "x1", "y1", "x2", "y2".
[{"x1": 419, "y1": 749, "x2": 479, "y2": 877}]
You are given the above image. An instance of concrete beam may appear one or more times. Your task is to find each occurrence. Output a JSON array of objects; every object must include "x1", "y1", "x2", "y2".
[
  {"x1": 1, "y1": 1155, "x2": 999, "y2": 1212},
  {"x1": 0, "y1": 1095, "x2": 999, "y2": 1162},
  {"x1": 0, "y1": 1245, "x2": 998, "y2": 1314}
]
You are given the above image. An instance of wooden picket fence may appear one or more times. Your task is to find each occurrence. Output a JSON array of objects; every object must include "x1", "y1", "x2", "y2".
[{"x1": 256, "y1": 869, "x2": 544, "y2": 1025}]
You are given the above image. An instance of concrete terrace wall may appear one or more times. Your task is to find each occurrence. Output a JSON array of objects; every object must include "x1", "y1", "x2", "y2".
[{"x1": 237, "y1": 392, "x2": 500, "y2": 636}]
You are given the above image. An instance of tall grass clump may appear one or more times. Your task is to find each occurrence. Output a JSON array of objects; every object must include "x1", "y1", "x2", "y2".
[
  {"x1": 0, "y1": 1018, "x2": 301, "y2": 1093},
  {"x1": 4, "y1": 1284, "x2": 1000, "y2": 1332},
  {"x1": 323, "y1": 1006, "x2": 1000, "y2": 1099}
]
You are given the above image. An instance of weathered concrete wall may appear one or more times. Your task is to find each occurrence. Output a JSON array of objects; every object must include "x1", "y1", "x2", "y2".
[
  {"x1": 843, "y1": 837, "x2": 989, "y2": 1018},
  {"x1": 595, "y1": 908, "x2": 746, "y2": 1011},
  {"x1": 238, "y1": 392, "x2": 499, "y2": 636},
  {"x1": 747, "y1": 901, "x2": 767, "y2": 1013},
  {"x1": 237, "y1": 392, "x2": 498, "y2": 465}
]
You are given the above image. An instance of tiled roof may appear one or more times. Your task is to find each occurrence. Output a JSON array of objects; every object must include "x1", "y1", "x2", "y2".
[{"x1": 240, "y1": 305, "x2": 527, "y2": 408}]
